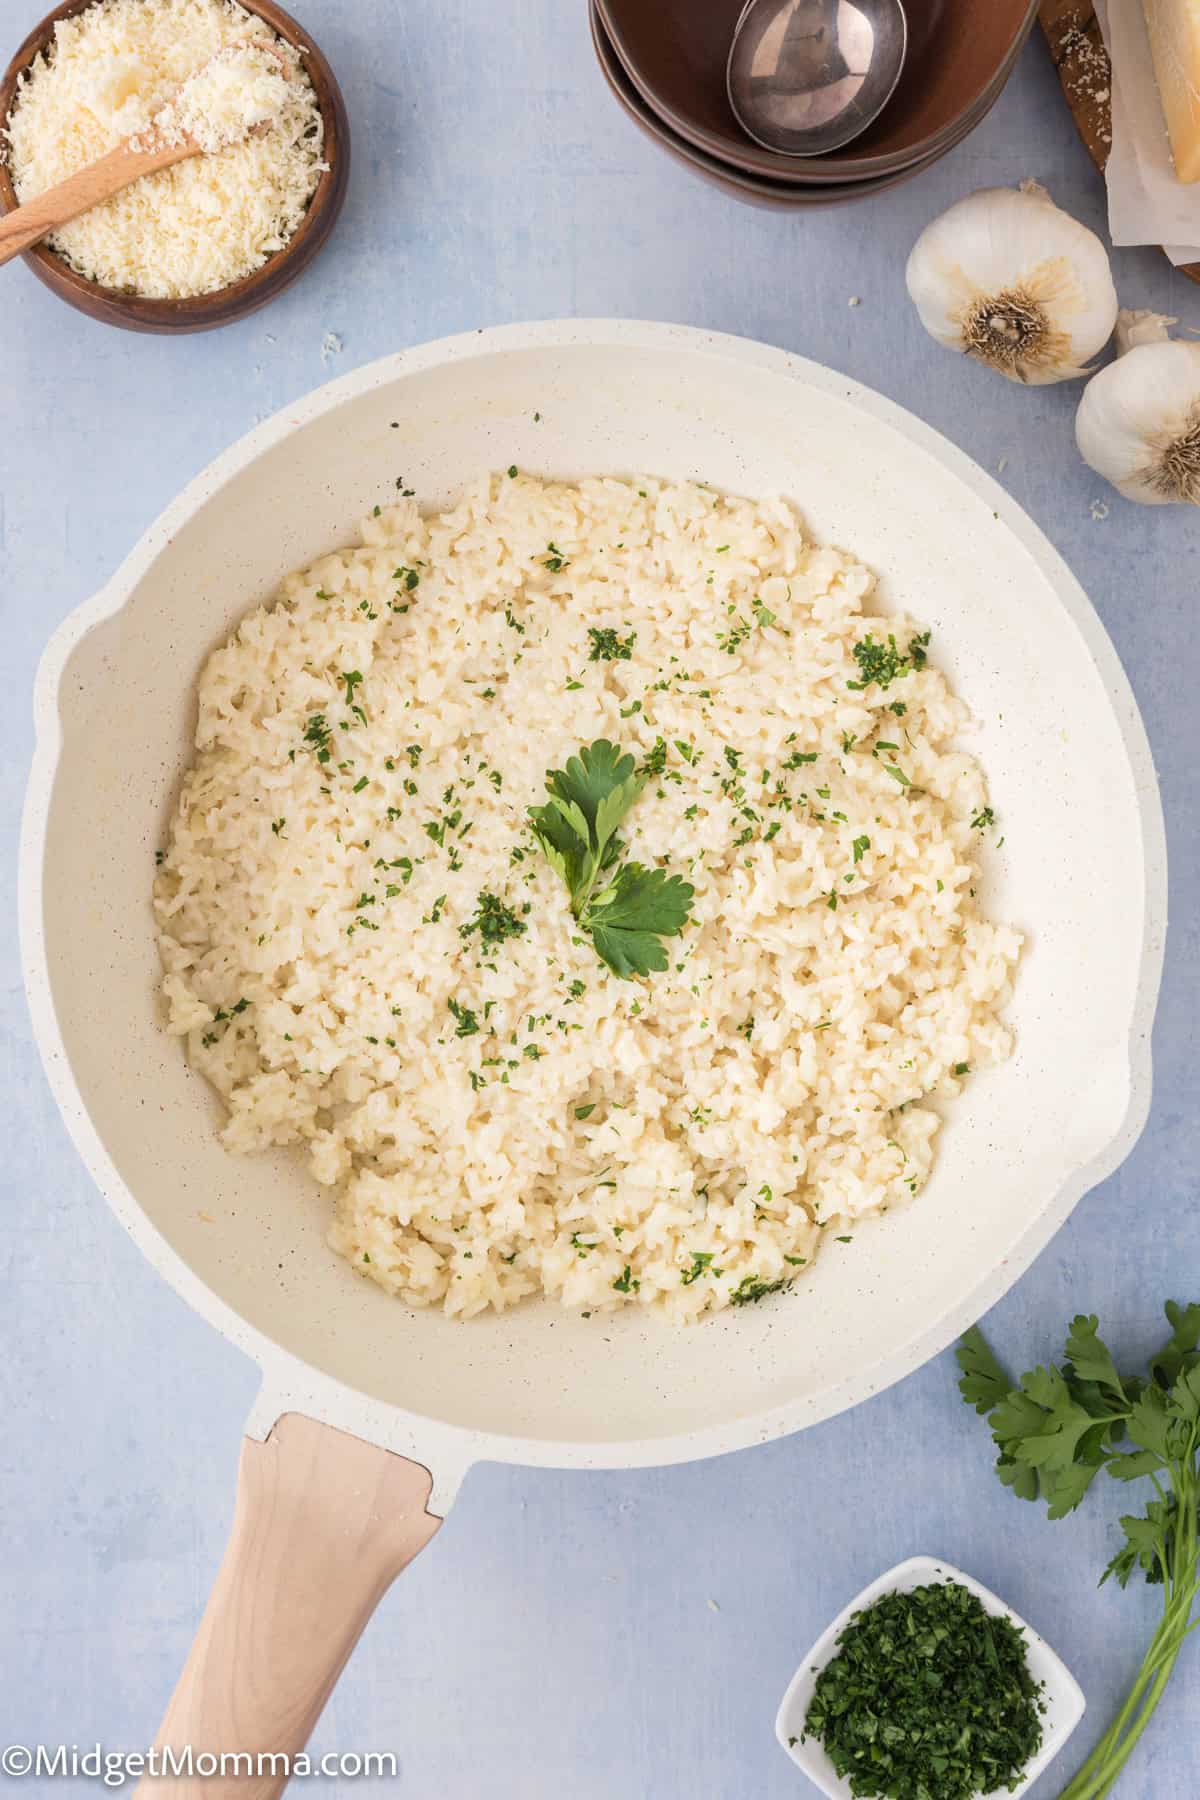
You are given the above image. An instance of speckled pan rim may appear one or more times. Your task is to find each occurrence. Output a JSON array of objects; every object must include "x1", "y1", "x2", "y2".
[{"x1": 19, "y1": 321, "x2": 1166, "y2": 1509}]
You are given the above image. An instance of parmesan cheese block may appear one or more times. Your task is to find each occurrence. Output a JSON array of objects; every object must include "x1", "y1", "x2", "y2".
[
  {"x1": 3, "y1": 0, "x2": 325, "y2": 297},
  {"x1": 1143, "y1": 0, "x2": 1200, "y2": 182}
]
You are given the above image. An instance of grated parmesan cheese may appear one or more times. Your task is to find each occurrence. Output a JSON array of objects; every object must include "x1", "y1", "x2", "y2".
[
  {"x1": 152, "y1": 42, "x2": 292, "y2": 154},
  {"x1": 4, "y1": 0, "x2": 325, "y2": 299}
]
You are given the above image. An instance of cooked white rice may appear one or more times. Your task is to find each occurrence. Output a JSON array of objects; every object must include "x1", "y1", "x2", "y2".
[{"x1": 155, "y1": 474, "x2": 1021, "y2": 1321}]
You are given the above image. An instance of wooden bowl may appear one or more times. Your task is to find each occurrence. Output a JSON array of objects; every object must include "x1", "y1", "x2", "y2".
[
  {"x1": 0, "y1": 0, "x2": 349, "y2": 332},
  {"x1": 590, "y1": 0, "x2": 980, "y2": 208},
  {"x1": 596, "y1": 0, "x2": 1038, "y2": 182}
]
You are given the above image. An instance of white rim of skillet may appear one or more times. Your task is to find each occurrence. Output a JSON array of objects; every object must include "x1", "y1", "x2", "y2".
[{"x1": 18, "y1": 320, "x2": 1167, "y2": 1507}]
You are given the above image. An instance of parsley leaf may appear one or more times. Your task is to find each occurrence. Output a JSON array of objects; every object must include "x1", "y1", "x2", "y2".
[
  {"x1": 1152, "y1": 1301, "x2": 1200, "y2": 1389},
  {"x1": 529, "y1": 739, "x2": 692, "y2": 977},
  {"x1": 956, "y1": 1326, "x2": 1013, "y2": 1415},
  {"x1": 529, "y1": 739, "x2": 641, "y2": 910},
  {"x1": 583, "y1": 863, "x2": 694, "y2": 979}
]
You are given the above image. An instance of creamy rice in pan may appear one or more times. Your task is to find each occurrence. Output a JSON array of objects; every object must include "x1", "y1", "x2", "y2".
[{"x1": 155, "y1": 474, "x2": 1021, "y2": 1320}]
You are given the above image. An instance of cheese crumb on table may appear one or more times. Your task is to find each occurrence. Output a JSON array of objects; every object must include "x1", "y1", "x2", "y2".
[{"x1": 3, "y1": 0, "x2": 325, "y2": 298}]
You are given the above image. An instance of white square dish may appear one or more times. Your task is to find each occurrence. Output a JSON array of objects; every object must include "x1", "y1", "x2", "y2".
[{"x1": 775, "y1": 1554, "x2": 1086, "y2": 1799}]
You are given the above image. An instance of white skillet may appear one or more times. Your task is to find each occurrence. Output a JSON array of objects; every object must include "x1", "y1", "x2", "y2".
[{"x1": 19, "y1": 321, "x2": 1165, "y2": 1794}]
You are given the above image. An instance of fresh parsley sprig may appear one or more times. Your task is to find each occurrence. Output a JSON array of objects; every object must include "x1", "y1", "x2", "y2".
[
  {"x1": 957, "y1": 1303, "x2": 1200, "y2": 1800},
  {"x1": 528, "y1": 739, "x2": 693, "y2": 978}
]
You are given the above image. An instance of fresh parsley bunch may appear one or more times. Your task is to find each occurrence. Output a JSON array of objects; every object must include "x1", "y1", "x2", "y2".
[
  {"x1": 957, "y1": 1303, "x2": 1200, "y2": 1800},
  {"x1": 528, "y1": 739, "x2": 693, "y2": 978}
]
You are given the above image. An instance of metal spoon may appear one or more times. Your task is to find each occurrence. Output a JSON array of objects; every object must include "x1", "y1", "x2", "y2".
[{"x1": 727, "y1": 0, "x2": 908, "y2": 158}]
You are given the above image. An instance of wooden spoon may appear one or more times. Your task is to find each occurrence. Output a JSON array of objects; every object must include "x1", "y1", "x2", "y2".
[{"x1": 0, "y1": 42, "x2": 290, "y2": 269}]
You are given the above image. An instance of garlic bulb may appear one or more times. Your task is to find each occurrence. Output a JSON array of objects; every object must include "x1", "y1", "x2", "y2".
[
  {"x1": 905, "y1": 182, "x2": 1118, "y2": 384},
  {"x1": 1076, "y1": 310, "x2": 1200, "y2": 505}
]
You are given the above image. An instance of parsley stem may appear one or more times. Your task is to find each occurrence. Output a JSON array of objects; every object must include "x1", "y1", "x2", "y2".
[
  {"x1": 1059, "y1": 1638, "x2": 1183, "y2": 1800},
  {"x1": 1056, "y1": 1492, "x2": 1198, "y2": 1800}
]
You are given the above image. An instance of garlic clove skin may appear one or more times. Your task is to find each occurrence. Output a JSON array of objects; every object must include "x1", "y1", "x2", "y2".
[
  {"x1": 1114, "y1": 309, "x2": 1177, "y2": 354},
  {"x1": 1076, "y1": 335, "x2": 1200, "y2": 506},
  {"x1": 905, "y1": 184, "x2": 1118, "y2": 384}
]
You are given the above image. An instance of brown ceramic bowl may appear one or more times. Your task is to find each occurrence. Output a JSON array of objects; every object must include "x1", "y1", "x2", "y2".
[
  {"x1": 596, "y1": 0, "x2": 1038, "y2": 182},
  {"x1": 590, "y1": 0, "x2": 986, "y2": 208},
  {"x1": 0, "y1": 0, "x2": 349, "y2": 332}
]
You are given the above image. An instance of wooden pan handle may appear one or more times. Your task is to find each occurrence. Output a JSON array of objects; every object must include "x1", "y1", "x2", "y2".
[{"x1": 134, "y1": 1413, "x2": 442, "y2": 1797}]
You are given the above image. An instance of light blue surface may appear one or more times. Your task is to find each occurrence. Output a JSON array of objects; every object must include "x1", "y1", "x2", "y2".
[{"x1": 1, "y1": 5, "x2": 1198, "y2": 1795}]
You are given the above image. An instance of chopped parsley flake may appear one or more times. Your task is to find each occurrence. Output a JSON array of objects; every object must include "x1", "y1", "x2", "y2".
[
  {"x1": 587, "y1": 626, "x2": 636, "y2": 662},
  {"x1": 447, "y1": 998, "x2": 479, "y2": 1038},
  {"x1": 303, "y1": 714, "x2": 332, "y2": 763},
  {"x1": 640, "y1": 737, "x2": 668, "y2": 777},
  {"x1": 461, "y1": 890, "x2": 528, "y2": 949},
  {"x1": 681, "y1": 1251, "x2": 716, "y2": 1286},
  {"x1": 730, "y1": 1274, "x2": 789, "y2": 1305},
  {"x1": 846, "y1": 630, "x2": 931, "y2": 692}
]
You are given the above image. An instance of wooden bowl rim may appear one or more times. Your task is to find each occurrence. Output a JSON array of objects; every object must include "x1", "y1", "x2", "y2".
[
  {"x1": 589, "y1": 0, "x2": 949, "y2": 206},
  {"x1": 589, "y1": 0, "x2": 1014, "y2": 208},
  {"x1": 598, "y1": 34, "x2": 1007, "y2": 195},
  {"x1": 0, "y1": 0, "x2": 349, "y2": 329},
  {"x1": 595, "y1": 0, "x2": 1039, "y2": 181}
]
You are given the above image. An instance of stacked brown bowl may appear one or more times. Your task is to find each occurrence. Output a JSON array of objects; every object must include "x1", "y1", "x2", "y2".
[{"x1": 590, "y1": 0, "x2": 1039, "y2": 208}]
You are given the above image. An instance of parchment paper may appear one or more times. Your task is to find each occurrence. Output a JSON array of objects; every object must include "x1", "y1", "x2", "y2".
[{"x1": 1097, "y1": 0, "x2": 1200, "y2": 264}]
